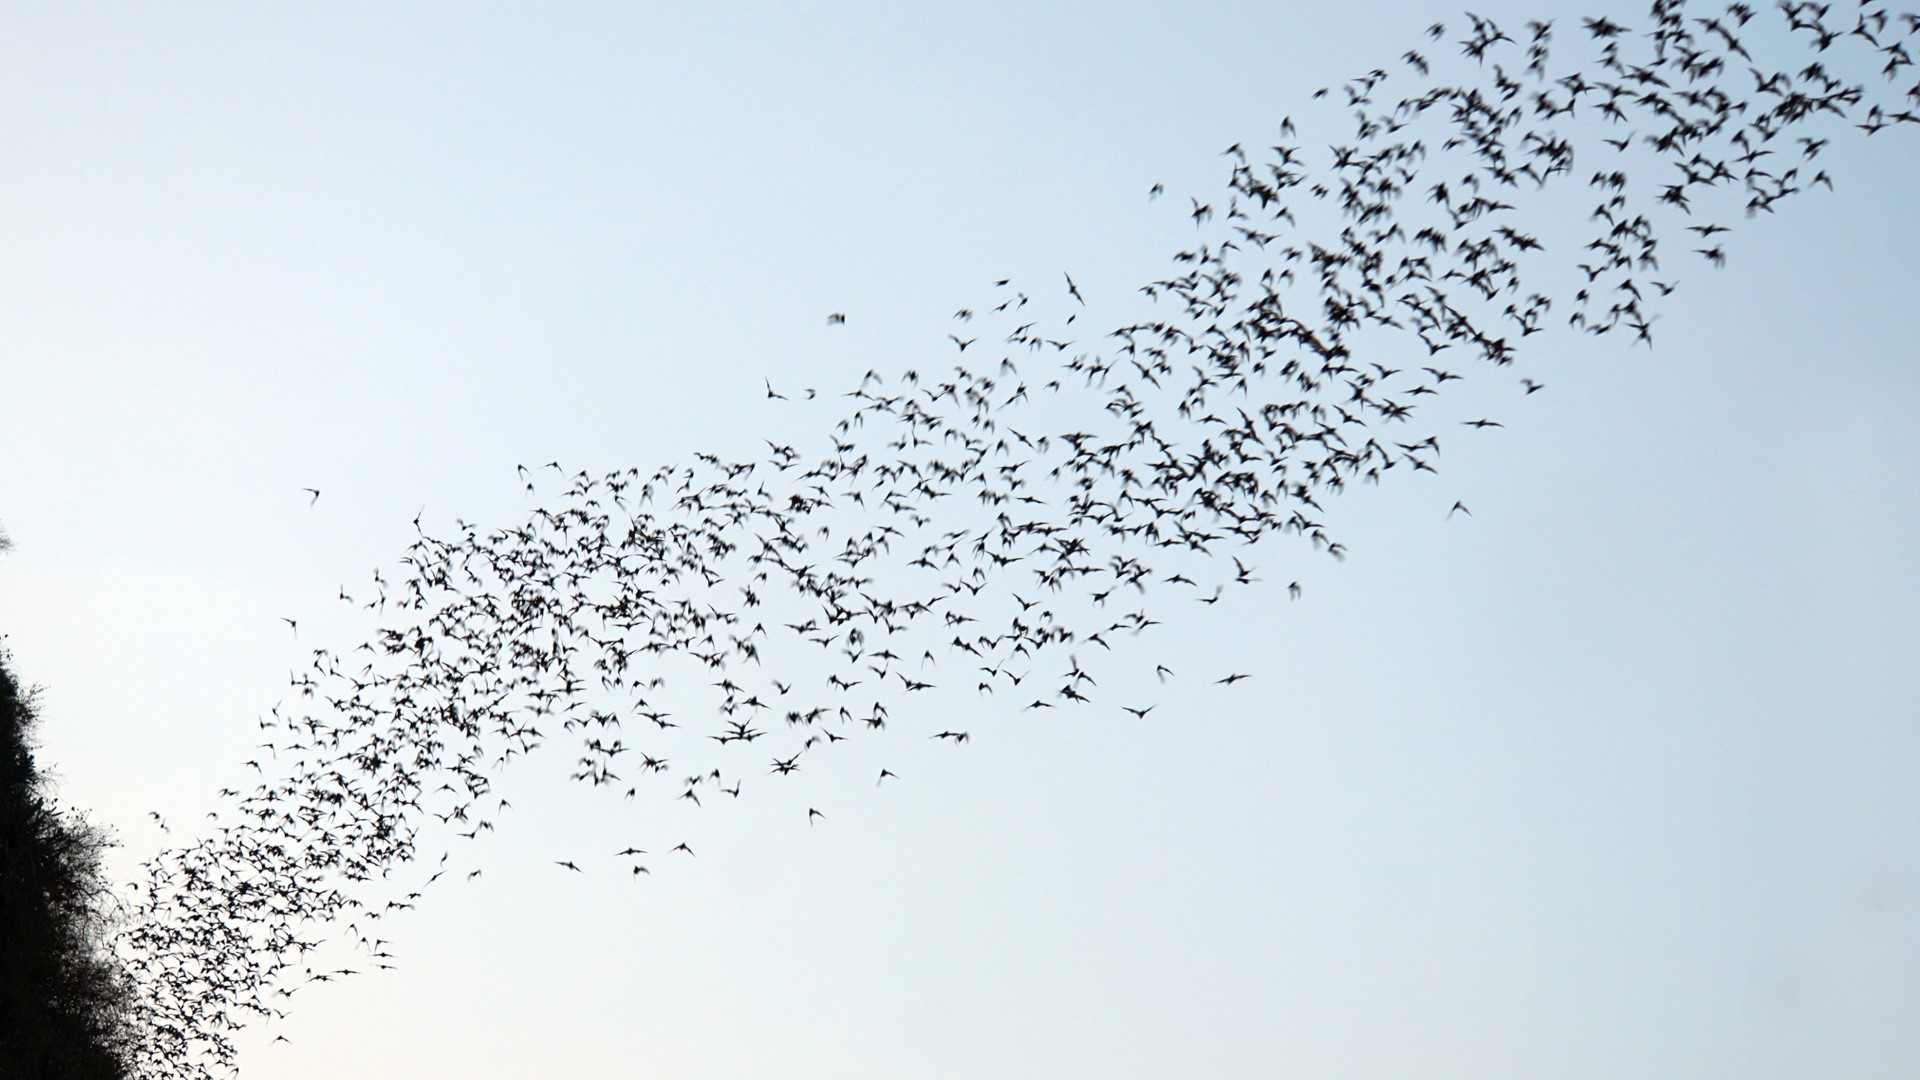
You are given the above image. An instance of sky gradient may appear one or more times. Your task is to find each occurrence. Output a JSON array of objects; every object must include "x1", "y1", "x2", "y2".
[{"x1": 2, "y1": 2, "x2": 1917, "y2": 1076}]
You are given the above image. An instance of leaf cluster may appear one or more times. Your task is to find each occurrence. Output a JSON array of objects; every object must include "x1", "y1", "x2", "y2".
[{"x1": 0, "y1": 649, "x2": 137, "y2": 1080}]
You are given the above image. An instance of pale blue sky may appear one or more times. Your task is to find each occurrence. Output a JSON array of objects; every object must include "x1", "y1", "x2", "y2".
[{"x1": 2, "y1": 2, "x2": 1917, "y2": 1076}]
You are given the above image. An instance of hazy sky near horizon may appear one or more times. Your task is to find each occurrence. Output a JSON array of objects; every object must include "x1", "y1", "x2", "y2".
[{"x1": 2, "y1": 2, "x2": 1918, "y2": 1077}]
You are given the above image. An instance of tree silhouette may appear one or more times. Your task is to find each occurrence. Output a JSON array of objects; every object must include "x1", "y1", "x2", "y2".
[{"x1": 0, "y1": 646, "x2": 137, "y2": 1079}]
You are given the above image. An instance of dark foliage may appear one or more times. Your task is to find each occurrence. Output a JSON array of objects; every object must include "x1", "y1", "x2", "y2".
[{"x1": 0, "y1": 648, "x2": 135, "y2": 1080}]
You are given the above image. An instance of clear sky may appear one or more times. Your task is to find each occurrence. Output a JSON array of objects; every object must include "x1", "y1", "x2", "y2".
[{"x1": 2, "y1": 2, "x2": 1917, "y2": 1077}]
